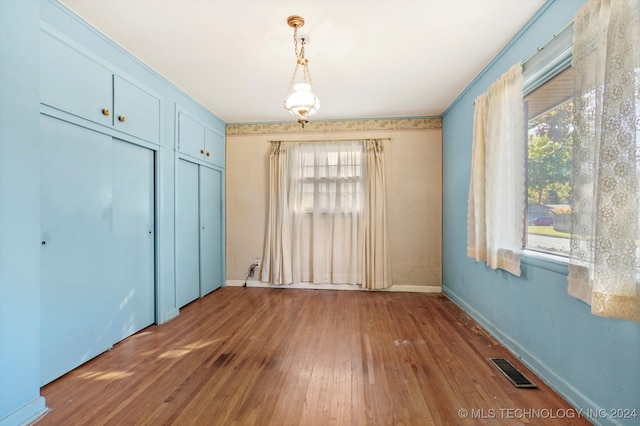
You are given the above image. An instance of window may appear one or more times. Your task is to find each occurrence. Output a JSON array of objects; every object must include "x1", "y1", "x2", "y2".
[
  {"x1": 524, "y1": 66, "x2": 573, "y2": 256},
  {"x1": 294, "y1": 143, "x2": 362, "y2": 213},
  {"x1": 263, "y1": 139, "x2": 391, "y2": 289},
  {"x1": 521, "y1": 22, "x2": 574, "y2": 258}
]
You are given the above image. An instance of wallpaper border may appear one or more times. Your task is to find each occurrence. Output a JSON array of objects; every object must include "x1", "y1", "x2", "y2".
[{"x1": 226, "y1": 117, "x2": 442, "y2": 135}]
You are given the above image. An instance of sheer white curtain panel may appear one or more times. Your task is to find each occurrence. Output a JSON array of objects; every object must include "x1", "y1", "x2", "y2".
[
  {"x1": 568, "y1": 0, "x2": 640, "y2": 322},
  {"x1": 290, "y1": 142, "x2": 363, "y2": 285},
  {"x1": 467, "y1": 64, "x2": 526, "y2": 276}
]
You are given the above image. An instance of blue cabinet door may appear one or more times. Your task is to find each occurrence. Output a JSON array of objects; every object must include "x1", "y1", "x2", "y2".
[
  {"x1": 176, "y1": 159, "x2": 201, "y2": 307},
  {"x1": 41, "y1": 31, "x2": 161, "y2": 144},
  {"x1": 199, "y1": 166, "x2": 223, "y2": 295},
  {"x1": 40, "y1": 30, "x2": 112, "y2": 127},
  {"x1": 177, "y1": 111, "x2": 226, "y2": 166},
  {"x1": 40, "y1": 115, "x2": 155, "y2": 385},
  {"x1": 113, "y1": 75, "x2": 160, "y2": 143},
  {"x1": 204, "y1": 127, "x2": 225, "y2": 167},
  {"x1": 178, "y1": 112, "x2": 205, "y2": 159}
]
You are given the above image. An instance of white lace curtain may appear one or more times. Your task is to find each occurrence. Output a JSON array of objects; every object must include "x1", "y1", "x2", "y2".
[
  {"x1": 568, "y1": 0, "x2": 640, "y2": 322},
  {"x1": 467, "y1": 64, "x2": 526, "y2": 276},
  {"x1": 261, "y1": 139, "x2": 391, "y2": 289}
]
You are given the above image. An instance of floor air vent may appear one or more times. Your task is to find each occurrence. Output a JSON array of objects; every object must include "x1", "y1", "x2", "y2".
[{"x1": 489, "y1": 358, "x2": 537, "y2": 388}]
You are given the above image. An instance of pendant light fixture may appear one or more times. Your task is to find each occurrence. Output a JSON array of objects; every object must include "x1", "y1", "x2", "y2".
[{"x1": 283, "y1": 15, "x2": 319, "y2": 128}]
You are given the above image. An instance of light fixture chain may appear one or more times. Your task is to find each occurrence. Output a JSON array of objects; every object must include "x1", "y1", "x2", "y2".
[
  {"x1": 303, "y1": 62, "x2": 314, "y2": 90},
  {"x1": 284, "y1": 62, "x2": 300, "y2": 104},
  {"x1": 293, "y1": 26, "x2": 299, "y2": 57},
  {"x1": 300, "y1": 37, "x2": 314, "y2": 90}
]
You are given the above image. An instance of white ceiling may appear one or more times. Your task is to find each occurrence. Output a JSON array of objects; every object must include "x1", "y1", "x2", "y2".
[{"x1": 61, "y1": 0, "x2": 545, "y2": 124}]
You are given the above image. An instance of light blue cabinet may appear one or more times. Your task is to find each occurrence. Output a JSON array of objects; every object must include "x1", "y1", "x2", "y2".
[
  {"x1": 40, "y1": 29, "x2": 112, "y2": 127},
  {"x1": 40, "y1": 115, "x2": 155, "y2": 385},
  {"x1": 113, "y1": 75, "x2": 161, "y2": 143},
  {"x1": 175, "y1": 110, "x2": 225, "y2": 305},
  {"x1": 39, "y1": 21, "x2": 162, "y2": 386},
  {"x1": 40, "y1": 29, "x2": 160, "y2": 144},
  {"x1": 177, "y1": 112, "x2": 204, "y2": 160},
  {"x1": 176, "y1": 158, "x2": 224, "y2": 308},
  {"x1": 205, "y1": 127, "x2": 225, "y2": 167},
  {"x1": 178, "y1": 111, "x2": 225, "y2": 167}
]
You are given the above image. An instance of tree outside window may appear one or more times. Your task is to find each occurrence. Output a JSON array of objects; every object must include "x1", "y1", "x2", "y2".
[{"x1": 524, "y1": 66, "x2": 573, "y2": 255}]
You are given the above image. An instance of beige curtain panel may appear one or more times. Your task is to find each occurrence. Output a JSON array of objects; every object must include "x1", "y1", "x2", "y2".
[
  {"x1": 261, "y1": 142, "x2": 294, "y2": 285},
  {"x1": 362, "y1": 139, "x2": 392, "y2": 290},
  {"x1": 467, "y1": 64, "x2": 526, "y2": 277}
]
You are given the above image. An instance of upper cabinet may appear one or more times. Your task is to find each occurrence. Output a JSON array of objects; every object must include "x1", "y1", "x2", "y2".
[
  {"x1": 40, "y1": 30, "x2": 160, "y2": 144},
  {"x1": 177, "y1": 111, "x2": 225, "y2": 168},
  {"x1": 113, "y1": 75, "x2": 161, "y2": 143},
  {"x1": 205, "y1": 127, "x2": 225, "y2": 166}
]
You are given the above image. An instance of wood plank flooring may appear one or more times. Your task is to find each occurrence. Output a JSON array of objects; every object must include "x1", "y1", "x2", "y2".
[{"x1": 38, "y1": 287, "x2": 589, "y2": 425}]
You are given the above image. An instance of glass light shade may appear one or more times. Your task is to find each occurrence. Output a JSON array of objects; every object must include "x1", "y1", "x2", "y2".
[{"x1": 284, "y1": 83, "x2": 320, "y2": 118}]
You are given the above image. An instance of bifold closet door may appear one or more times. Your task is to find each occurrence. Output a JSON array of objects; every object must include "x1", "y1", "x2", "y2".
[
  {"x1": 40, "y1": 115, "x2": 155, "y2": 385},
  {"x1": 176, "y1": 159, "x2": 200, "y2": 307}
]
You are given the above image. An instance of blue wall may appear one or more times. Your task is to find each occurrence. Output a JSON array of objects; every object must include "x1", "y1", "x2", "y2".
[
  {"x1": 0, "y1": 2, "x2": 47, "y2": 425},
  {"x1": 0, "y1": 1, "x2": 226, "y2": 424},
  {"x1": 442, "y1": 1, "x2": 640, "y2": 424}
]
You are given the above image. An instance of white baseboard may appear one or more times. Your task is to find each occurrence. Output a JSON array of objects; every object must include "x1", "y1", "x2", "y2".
[
  {"x1": 385, "y1": 285, "x2": 442, "y2": 293},
  {"x1": 226, "y1": 280, "x2": 441, "y2": 293}
]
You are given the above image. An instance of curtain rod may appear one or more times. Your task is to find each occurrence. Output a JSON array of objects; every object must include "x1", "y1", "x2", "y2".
[
  {"x1": 473, "y1": 21, "x2": 573, "y2": 106},
  {"x1": 269, "y1": 138, "x2": 391, "y2": 143},
  {"x1": 521, "y1": 21, "x2": 573, "y2": 68}
]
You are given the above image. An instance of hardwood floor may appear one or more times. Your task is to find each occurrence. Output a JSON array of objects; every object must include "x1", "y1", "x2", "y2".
[{"x1": 38, "y1": 287, "x2": 589, "y2": 425}]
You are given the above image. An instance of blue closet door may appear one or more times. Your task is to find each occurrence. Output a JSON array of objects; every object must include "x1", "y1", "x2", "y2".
[
  {"x1": 200, "y1": 166, "x2": 223, "y2": 295},
  {"x1": 176, "y1": 159, "x2": 200, "y2": 307},
  {"x1": 110, "y1": 138, "x2": 155, "y2": 342},
  {"x1": 40, "y1": 116, "x2": 113, "y2": 385},
  {"x1": 40, "y1": 115, "x2": 155, "y2": 385}
]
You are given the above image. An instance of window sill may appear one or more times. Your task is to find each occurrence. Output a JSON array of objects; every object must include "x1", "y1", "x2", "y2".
[{"x1": 521, "y1": 249, "x2": 569, "y2": 275}]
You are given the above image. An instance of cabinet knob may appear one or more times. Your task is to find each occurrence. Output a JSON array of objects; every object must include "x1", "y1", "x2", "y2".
[
  {"x1": 200, "y1": 149, "x2": 205, "y2": 155},
  {"x1": 118, "y1": 115, "x2": 126, "y2": 123},
  {"x1": 206, "y1": 151, "x2": 211, "y2": 157},
  {"x1": 102, "y1": 108, "x2": 111, "y2": 116}
]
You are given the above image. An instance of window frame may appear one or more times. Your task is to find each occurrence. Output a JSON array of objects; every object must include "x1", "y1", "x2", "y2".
[
  {"x1": 293, "y1": 144, "x2": 364, "y2": 215},
  {"x1": 521, "y1": 23, "x2": 574, "y2": 269}
]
